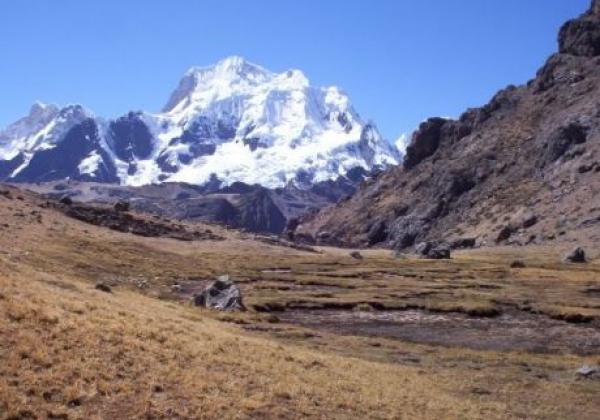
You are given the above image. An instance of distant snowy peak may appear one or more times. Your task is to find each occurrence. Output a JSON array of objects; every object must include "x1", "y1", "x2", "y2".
[
  {"x1": 163, "y1": 56, "x2": 274, "y2": 113},
  {"x1": 0, "y1": 103, "x2": 93, "y2": 161},
  {"x1": 0, "y1": 56, "x2": 400, "y2": 188}
]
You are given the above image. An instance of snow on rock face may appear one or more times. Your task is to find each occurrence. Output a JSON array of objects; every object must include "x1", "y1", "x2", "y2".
[
  {"x1": 0, "y1": 57, "x2": 400, "y2": 188},
  {"x1": 78, "y1": 150, "x2": 102, "y2": 176}
]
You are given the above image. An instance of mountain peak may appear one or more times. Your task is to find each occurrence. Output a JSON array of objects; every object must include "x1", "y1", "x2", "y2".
[
  {"x1": 187, "y1": 56, "x2": 272, "y2": 81},
  {"x1": 29, "y1": 101, "x2": 59, "y2": 117},
  {"x1": 163, "y1": 56, "x2": 273, "y2": 113}
]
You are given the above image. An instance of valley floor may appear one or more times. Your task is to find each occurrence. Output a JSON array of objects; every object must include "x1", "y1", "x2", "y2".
[{"x1": 0, "y1": 185, "x2": 599, "y2": 419}]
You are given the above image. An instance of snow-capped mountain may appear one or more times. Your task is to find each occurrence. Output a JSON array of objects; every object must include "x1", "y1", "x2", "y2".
[{"x1": 0, "y1": 56, "x2": 400, "y2": 188}]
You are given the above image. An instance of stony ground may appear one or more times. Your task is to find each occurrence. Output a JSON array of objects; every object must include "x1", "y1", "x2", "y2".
[{"x1": 1, "y1": 185, "x2": 599, "y2": 419}]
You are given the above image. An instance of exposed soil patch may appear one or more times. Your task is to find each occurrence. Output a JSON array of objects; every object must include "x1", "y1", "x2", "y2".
[{"x1": 277, "y1": 309, "x2": 600, "y2": 355}]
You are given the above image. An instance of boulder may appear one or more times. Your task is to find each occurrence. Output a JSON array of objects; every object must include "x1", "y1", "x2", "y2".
[
  {"x1": 350, "y1": 251, "x2": 363, "y2": 260},
  {"x1": 415, "y1": 241, "x2": 451, "y2": 259},
  {"x1": 576, "y1": 365, "x2": 598, "y2": 378},
  {"x1": 564, "y1": 247, "x2": 586, "y2": 263},
  {"x1": 194, "y1": 275, "x2": 245, "y2": 311},
  {"x1": 95, "y1": 283, "x2": 112, "y2": 293}
]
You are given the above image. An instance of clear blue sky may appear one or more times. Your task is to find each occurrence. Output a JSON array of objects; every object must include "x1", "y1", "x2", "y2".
[{"x1": 0, "y1": 0, "x2": 590, "y2": 141}]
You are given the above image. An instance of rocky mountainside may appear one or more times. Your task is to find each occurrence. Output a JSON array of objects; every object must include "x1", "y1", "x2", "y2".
[
  {"x1": 296, "y1": 0, "x2": 600, "y2": 249},
  {"x1": 0, "y1": 57, "x2": 399, "y2": 188}
]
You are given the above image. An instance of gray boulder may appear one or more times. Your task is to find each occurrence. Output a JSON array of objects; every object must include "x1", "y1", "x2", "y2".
[
  {"x1": 194, "y1": 275, "x2": 245, "y2": 311},
  {"x1": 565, "y1": 247, "x2": 586, "y2": 263},
  {"x1": 415, "y1": 241, "x2": 451, "y2": 259}
]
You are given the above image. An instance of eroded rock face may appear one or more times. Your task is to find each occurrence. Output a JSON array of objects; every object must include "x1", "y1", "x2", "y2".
[
  {"x1": 559, "y1": 1, "x2": 600, "y2": 57},
  {"x1": 537, "y1": 123, "x2": 588, "y2": 168},
  {"x1": 367, "y1": 220, "x2": 387, "y2": 245},
  {"x1": 403, "y1": 118, "x2": 447, "y2": 170},
  {"x1": 193, "y1": 275, "x2": 246, "y2": 311}
]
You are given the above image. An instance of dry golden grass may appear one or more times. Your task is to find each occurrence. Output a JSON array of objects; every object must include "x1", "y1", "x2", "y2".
[
  {"x1": 1, "y1": 185, "x2": 599, "y2": 419},
  {"x1": 1, "y1": 267, "x2": 516, "y2": 419}
]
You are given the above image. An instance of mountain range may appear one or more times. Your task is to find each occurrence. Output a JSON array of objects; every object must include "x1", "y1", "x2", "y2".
[{"x1": 0, "y1": 56, "x2": 399, "y2": 189}]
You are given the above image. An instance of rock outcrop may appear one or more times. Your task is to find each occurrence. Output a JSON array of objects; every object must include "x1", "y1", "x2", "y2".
[
  {"x1": 414, "y1": 242, "x2": 451, "y2": 260},
  {"x1": 559, "y1": 0, "x2": 600, "y2": 57},
  {"x1": 297, "y1": 1, "x2": 600, "y2": 250},
  {"x1": 193, "y1": 275, "x2": 246, "y2": 311},
  {"x1": 58, "y1": 200, "x2": 223, "y2": 241}
]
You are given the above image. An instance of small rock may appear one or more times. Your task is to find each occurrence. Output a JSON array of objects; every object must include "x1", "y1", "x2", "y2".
[
  {"x1": 95, "y1": 283, "x2": 112, "y2": 293},
  {"x1": 576, "y1": 365, "x2": 598, "y2": 378},
  {"x1": 349, "y1": 251, "x2": 363, "y2": 260},
  {"x1": 565, "y1": 247, "x2": 586, "y2": 263},
  {"x1": 171, "y1": 284, "x2": 183, "y2": 292},
  {"x1": 193, "y1": 275, "x2": 245, "y2": 311}
]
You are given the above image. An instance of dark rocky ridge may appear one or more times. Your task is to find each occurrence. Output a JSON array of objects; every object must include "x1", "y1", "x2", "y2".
[
  {"x1": 296, "y1": 1, "x2": 600, "y2": 250},
  {"x1": 54, "y1": 200, "x2": 223, "y2": 241},
  {"x1": 20, "y1": 171, "x2": 370, "y2": 235},
  {"x1": 13, "y1": 119, "x2": 118, "y2": 183}
]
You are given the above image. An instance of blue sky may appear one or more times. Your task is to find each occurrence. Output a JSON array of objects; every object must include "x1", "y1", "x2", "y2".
[{"x1": 0, "y1": 0, "x2": 590, "y2": 141}]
